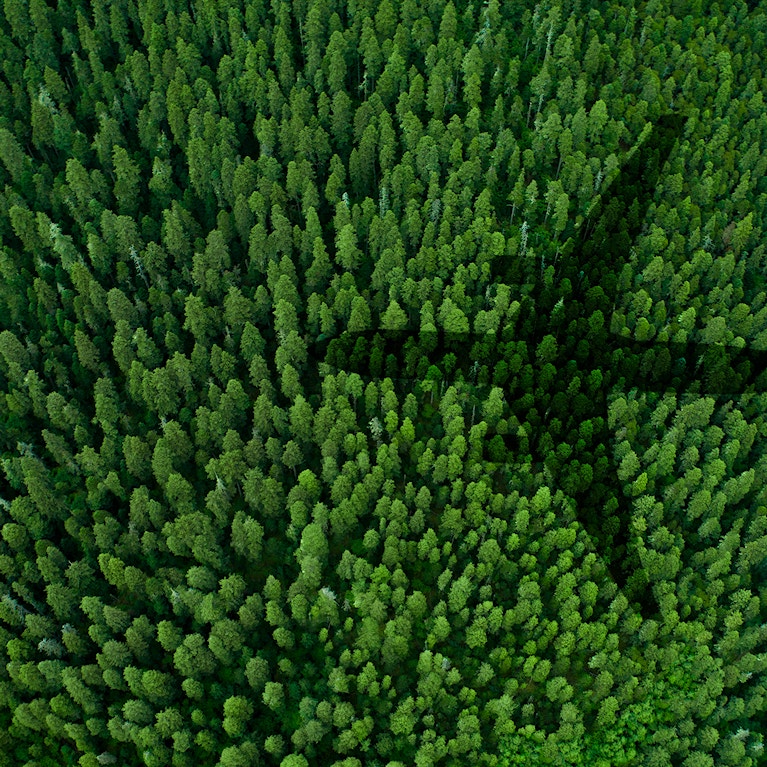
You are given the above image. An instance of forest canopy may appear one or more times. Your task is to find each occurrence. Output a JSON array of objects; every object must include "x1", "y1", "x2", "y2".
[{"x1": 0, "y1": 0, "x2": 766, "y2": 766}]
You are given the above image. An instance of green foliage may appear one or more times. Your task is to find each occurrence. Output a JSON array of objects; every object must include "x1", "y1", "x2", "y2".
[{"x1": 0, "y1": 2, "x2": 765, "y2": 767}]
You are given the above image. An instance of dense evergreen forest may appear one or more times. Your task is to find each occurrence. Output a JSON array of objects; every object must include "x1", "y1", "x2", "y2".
[{"x1": 1, "y1": 0, "x2": 767, "y2": 764}]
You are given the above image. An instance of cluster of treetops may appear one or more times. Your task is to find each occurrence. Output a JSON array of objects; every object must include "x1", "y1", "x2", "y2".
[{"x1": 0, "y1": 0, "x2": 766, "y2": 766}]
